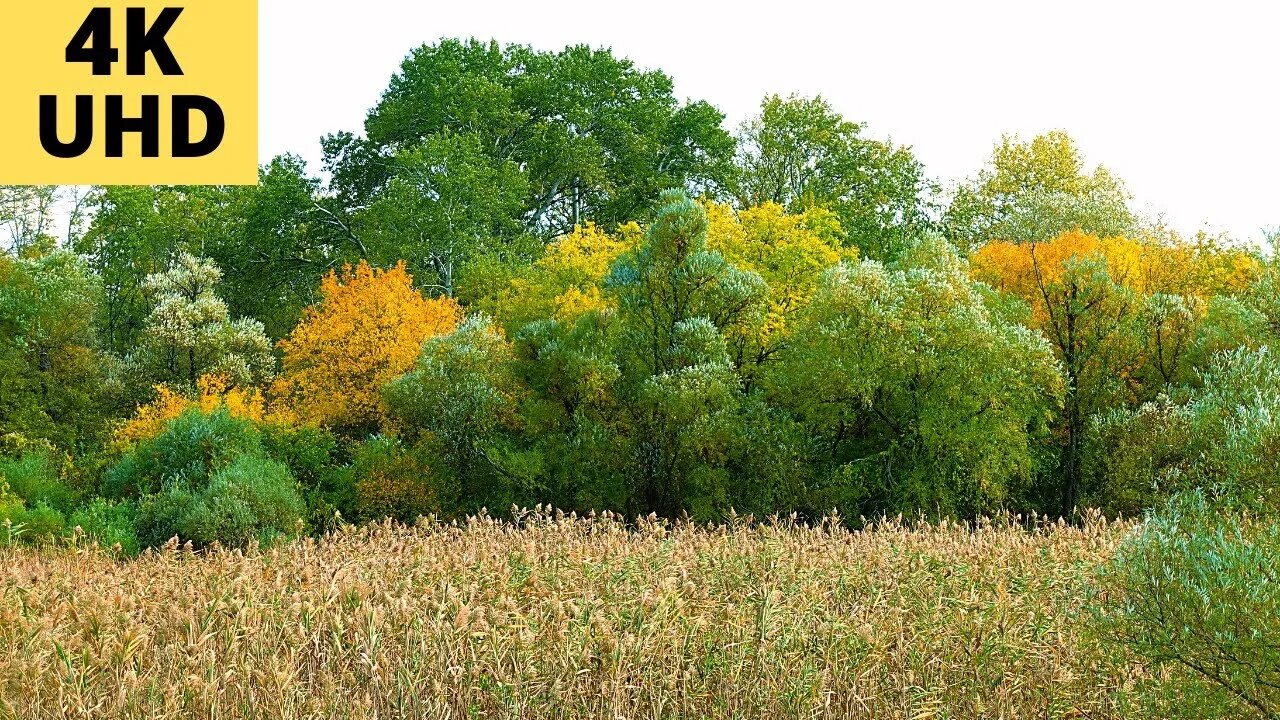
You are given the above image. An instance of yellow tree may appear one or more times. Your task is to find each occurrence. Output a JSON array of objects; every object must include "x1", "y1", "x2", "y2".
[
  {"x1": 485, "y1": 222, "x2": 641, "y2": 332},
  {"x1": 703, "y1": 200, "x2": 851, "y2": 382},
  {"x1": 272, "y1": 261, "x2": 461, "y2": 433},
  {"x1": 114, "y1": 374, "x2": 269, "y2": 449}
]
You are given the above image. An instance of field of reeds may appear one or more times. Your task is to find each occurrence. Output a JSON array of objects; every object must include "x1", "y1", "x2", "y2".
[{"x1": 1, "y1": 511, "x2": 1144, "y2": 720}]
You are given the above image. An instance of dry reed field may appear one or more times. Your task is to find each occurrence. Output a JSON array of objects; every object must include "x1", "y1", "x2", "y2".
[{"x1": 1, "y1": 512, "x2": 1141, "y2": 719}]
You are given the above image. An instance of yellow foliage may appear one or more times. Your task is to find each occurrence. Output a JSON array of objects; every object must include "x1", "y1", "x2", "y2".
[
  {"x1": 494, "y1": 222, "x2": 641, "y2": 329},
  {"x1": 703, "y1": 200, "x2": 851, "y2": 341},
  {"x1": 973, "y1": 230, "x2": 1259, "y2": 309},
  {"x1": 972, "y1": 232, "x2": 1141, "y2": 296},
  {"x1": 115, "y1": 375, "x2": 267, "y2": 447},
  {"x1": 272, "y1": 261, "x2": 461, "y2": 431}
]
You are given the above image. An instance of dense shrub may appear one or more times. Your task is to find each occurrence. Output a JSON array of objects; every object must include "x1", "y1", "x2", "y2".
[
  {"x1": 1086, "y1": 347, "x2": 1280, "y2": 514},
  {"x1": 108, "y1": 409, "x2": 306, "y2": 549},
  {"x1": 136, "y1": 454, "x2": 305, "y2": 549},
  {"x1": 0, "y1": 449, "x2": 77, "y2": 514},
  {"x1": 344, "y1": 436, "x2": 439, "y2": 523},
  {"x1": 1, "y1": 501, "x2": 66, "y2": 545},
  {"x1": 103, "y1": 408, "x2": 266, "y2": 499},
  {"x1": 1095, "y1": 491, "x2": 1280, "y2": 718},
  {"x1": 259, "y1": 424, "x2": 345, "y2": 531}
]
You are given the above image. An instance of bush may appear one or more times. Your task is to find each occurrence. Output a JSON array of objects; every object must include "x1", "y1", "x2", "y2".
[
  {"x1": 0, "y1": 450, "x2": 78, "y2": 513},
  {"x1": 136, "y1": 454, "x2": 305, "y2": 549},
  {"x1": 346, "y1": 436, "x2": 439, "y2": 523},
  {"x1": 259, "y1": 424, "x2": 345, "y2": 532},
  {"x1": 0, "y1": 501, "x2": 67, "y2": 545},
  {"x1": 1087, "y1": 347, "x2": 1280, "y2": 514},
  {"x1": 68, "y1": 499, "x2": 140, "y2": 556},
  {"x1": 1095, "y1": 490, "x2": 1280, "y2": 718},
  {"x1": 107, "y1": 408, "x2": 306, "y2": 549},
  {"x1": 103, "y1": 408, "x2": 264, "y2": 499}
]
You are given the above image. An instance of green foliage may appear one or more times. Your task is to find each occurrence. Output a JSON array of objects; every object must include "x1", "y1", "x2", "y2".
[
  {"x1": 945, "y1": 131, "x2": 1135, "y2": 250},
  {"x1": 1087, "y1": 347, "x2": 1280, "y2": 515},
  {"x1": 104, "y1": 408, "x2": 266, "y2": 499},
  {"x1": 68, "y1": 499, "x2": 140, "y2": 556},
  {"x1": 0, "y1": 449, "x2": 77, "y2": 514},
  {"x1": 259, "y1": 424, "x2": 344, "y2": 530},
  {"x1": 359, "y1": 134, "x2": 529, "y2": 296},
  {"x1": 1095, "y1": 490, "x2": 1280, "y2": 718},
  {"x1": 384, "y1": 316, "x2": 526, "y2": 513},
  {"x1": 0, "y1": 251, "x2": 109, "y2": 449},
  {"x1": 770, "y1": 236, "x2": 1064, "y2": 517},
  {"x1": 733, "y1": 94, "x2": 933, "y2": 259},
  {"x1": 106, "y1": 408, "x2": 305, "y2": 549},
  {"x1": 338, "y1": 39, "x2": 735, "y2": 242},
  {"x1": 0, "y1": 501, "x2": 66, "y2": 545},
  {"x1": 136, "y1": 453, "x2": 305, "y2": 550}
]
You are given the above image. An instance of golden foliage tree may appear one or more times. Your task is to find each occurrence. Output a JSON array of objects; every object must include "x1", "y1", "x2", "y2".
[
  {"x1": 272, "y1": 261, "x2": 461, "y2": 432},
  {"x1": 704, "y1": 200, "x2": 850, "y2": 343},
  {"x1": 484, "y1": 222, "x2": 642, "y2": 332},
  {"x1": 971, "y1": 230, "x2": 1260, "y2": 514}
]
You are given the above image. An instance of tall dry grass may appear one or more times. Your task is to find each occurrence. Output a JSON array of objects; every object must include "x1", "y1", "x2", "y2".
[{"x1": 1, "y1": 511, "x2": 1140, "y2": 719}]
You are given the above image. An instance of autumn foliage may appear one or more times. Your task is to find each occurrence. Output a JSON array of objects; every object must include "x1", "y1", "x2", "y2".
[
  {"x1": 272, "y1": 261, "x2": 461, "y2": 431},
  {"x1": 114, "y1": 375, "x2": 267, "y2": 448}
]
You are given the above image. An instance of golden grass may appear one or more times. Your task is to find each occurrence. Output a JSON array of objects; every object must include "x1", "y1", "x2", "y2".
[{"x1": 1, "y1": 511, "x2": 1140, "y2": 719}]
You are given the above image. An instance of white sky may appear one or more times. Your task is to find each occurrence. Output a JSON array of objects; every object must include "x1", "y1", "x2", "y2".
[{"x1": 260, "y1": 0, "x2": 1279, "y2": 243}]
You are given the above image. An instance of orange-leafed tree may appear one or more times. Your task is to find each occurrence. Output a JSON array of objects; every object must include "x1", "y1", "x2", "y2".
[
  {"x1": 272, "y1": 261, "x2": 461, "y2": 433},
  {"x1": 973, "y1": 231, "x2": 1145, "y2": 515},
  {"x1": 971, "y1": 230, "x2": 1261, "y2": 515}
]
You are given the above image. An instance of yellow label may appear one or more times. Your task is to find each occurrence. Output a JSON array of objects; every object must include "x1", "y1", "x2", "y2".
[{"x1": 0, "y1": 1, "x2": 258, "y2": 184}]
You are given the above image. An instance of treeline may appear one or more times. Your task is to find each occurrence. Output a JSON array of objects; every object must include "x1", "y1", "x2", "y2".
[{"x1": 3, "y1": 38, "x2": 1280, "y2": 553}]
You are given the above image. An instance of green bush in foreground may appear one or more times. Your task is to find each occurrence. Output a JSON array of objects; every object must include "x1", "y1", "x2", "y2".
[
  {"x1": 1096, "y1": 490, "x2": 1280, "y2": 718},
  {"x1": 109, "y1": 408, "x2": 306, "y2": 549},
  {"x1": 136, "y1": 453, "x2": 305, "y2": 550}
]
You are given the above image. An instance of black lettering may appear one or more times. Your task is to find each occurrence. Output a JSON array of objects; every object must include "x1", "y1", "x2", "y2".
[
  {"x1": 104, "y1": 95, "x2": 161, "y2": 158},
  {"x1": 39, "y1": 95, "x2": 95, "y2": 158},
  {"x1": 172, "y1": 96, "x2": 226, "y2": 157},
  {"x1": 126, "y1": 8, "x2": 184, "y2": 76}
]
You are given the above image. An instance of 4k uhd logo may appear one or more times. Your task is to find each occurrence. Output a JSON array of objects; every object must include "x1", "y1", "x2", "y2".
[{"x1": 0, "y1": 1, "x2": 258, "y2": 184}]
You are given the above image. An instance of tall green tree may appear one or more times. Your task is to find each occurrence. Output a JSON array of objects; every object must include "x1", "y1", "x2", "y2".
[
  {"x1": 0, "y1": 250, "x2": 109, "y2": 448},
  {"x1": 733, "y1": 94, "x2": 933, "y2": 259},
  {"x1": 325, "y1": 38, "x2": 736, "y2": 244},
  {"x1": 358, "y1": 135, "x2": 528, "y2": 296},
  {"x1": 77, "y1": 186, "x2": 219, "y2": 354},
  {"x1": 769, "y1": 236, "x2": 1063, "y2": 517}
]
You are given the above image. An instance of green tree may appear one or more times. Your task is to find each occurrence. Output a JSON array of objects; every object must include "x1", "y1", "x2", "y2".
[
  {"x1": 945, "y1": 131, "x2": 1135, "y2": 250},
  {"x1": 733, "y1": 94, "x2": 933, "y2": 258},
  {"x1": 203, "y1": 156, "x2": 359, "y2": 340},
  {"x1": 383, "y1": 316, "x2": 528, "y2": 513},
  {"x1": 77, "y1": 186, "x2": 218, "y2": 353},
  {"x1": 770, "y1": 237, "x2": 1063, "y2": 517},
  {"x1": 326, "y1": 38, "x2": 735, "y2": 242},
  {"x1": 0, "y1": 250, "x2": 109, "y2": 448},
  {"x1": 1096, "y1": 491, "x2": 1280, "y2": 718},
  {"x1": 359, "y1": 134, "x2": 529, "y2": 296}
]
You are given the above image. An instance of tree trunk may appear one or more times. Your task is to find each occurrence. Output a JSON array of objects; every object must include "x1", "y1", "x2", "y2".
[{"x1": 1060, "y1": 392, "x2": 1082, "y2": 519}]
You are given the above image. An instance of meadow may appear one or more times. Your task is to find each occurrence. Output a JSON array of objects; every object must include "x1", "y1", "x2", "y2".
[{"x1": 1, "y1": 512, "x2": 1141, "y2": 720}]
